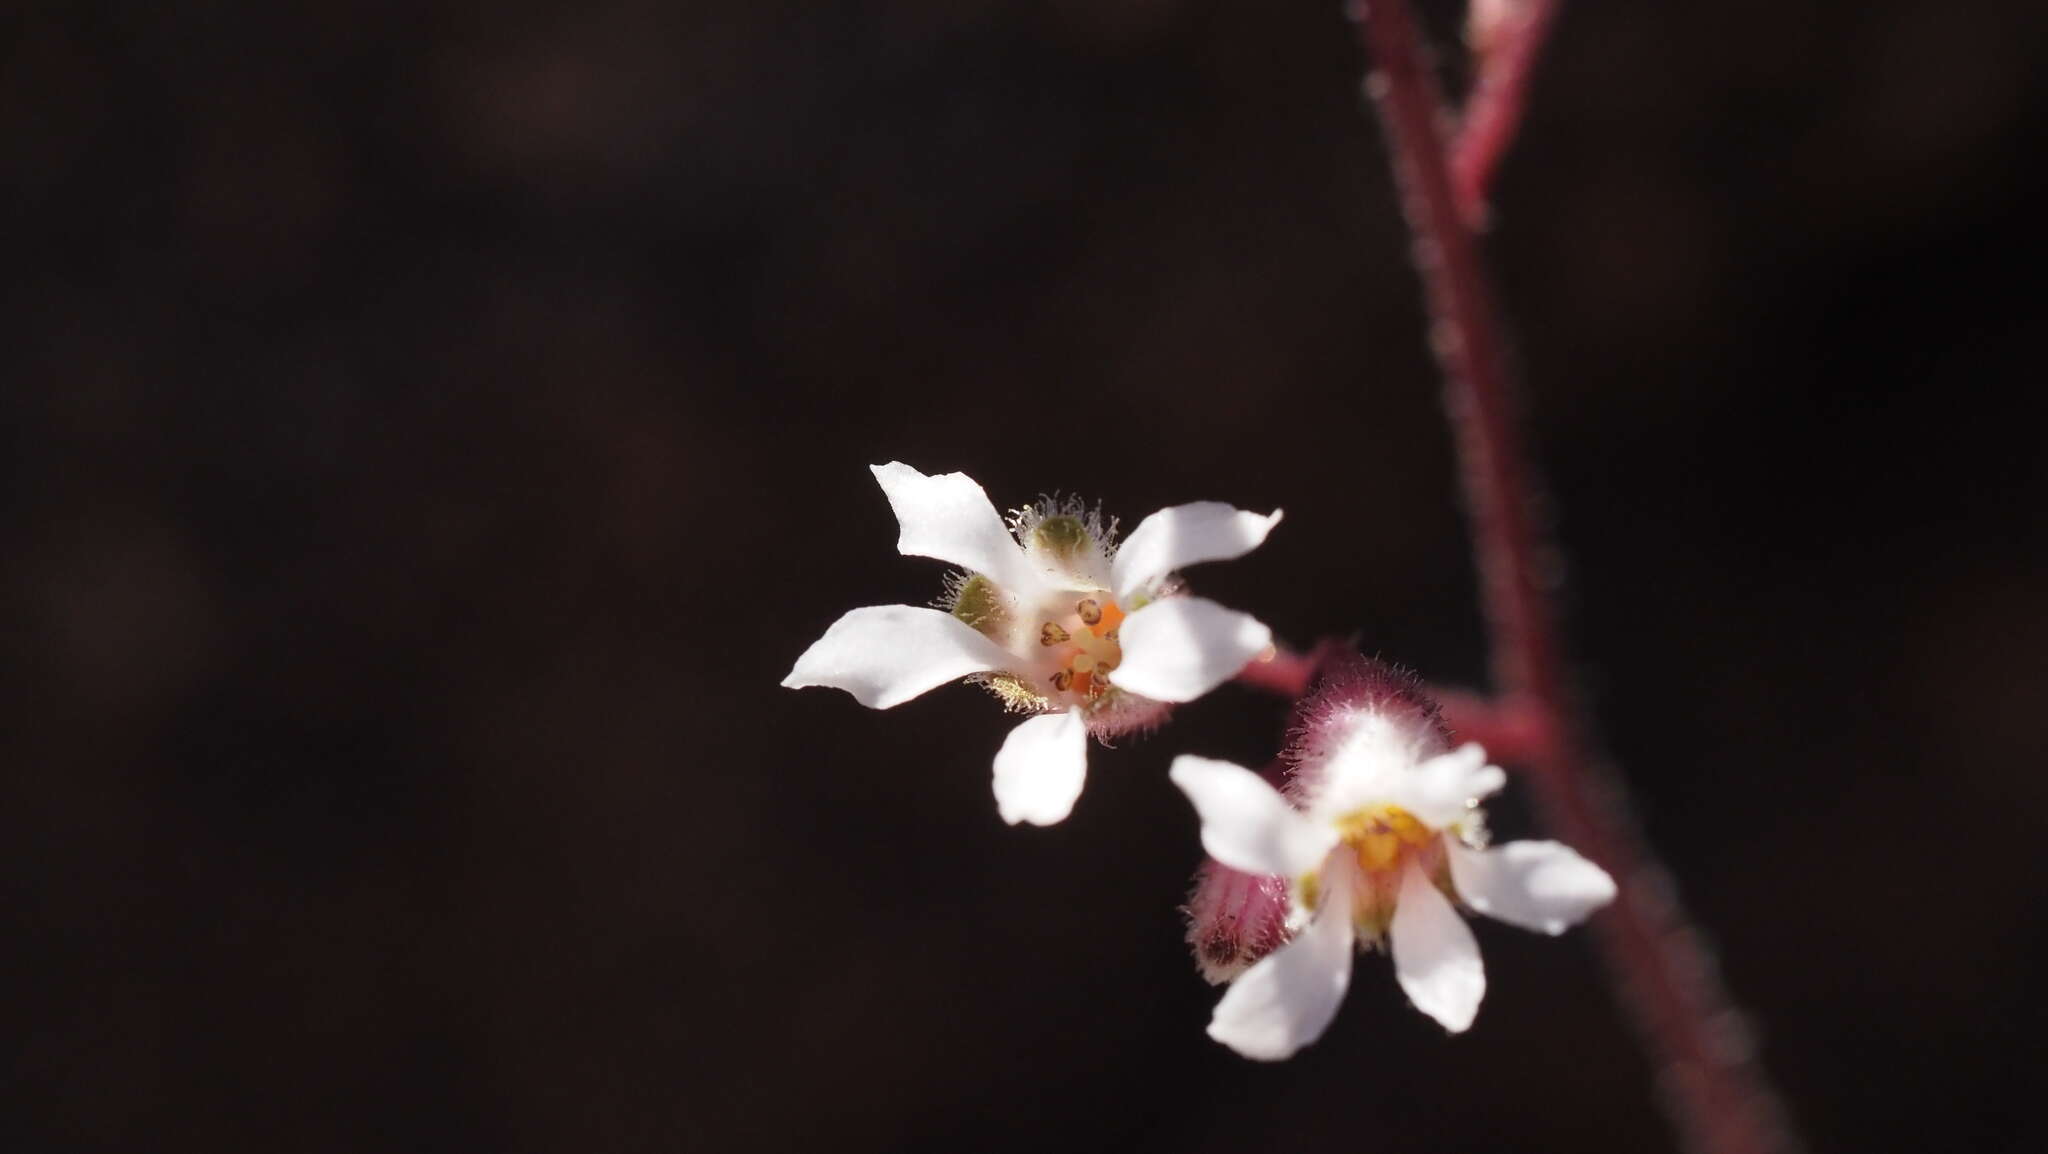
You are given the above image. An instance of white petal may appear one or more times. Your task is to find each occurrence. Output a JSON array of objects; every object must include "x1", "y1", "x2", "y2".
[
  {"x1": 1447, "y1": 839, "x2": 1617, "y2": 935},
  {"x1": 1111, "y1": 598, "x2": 1272, "y2": 704},
  {"x1": 783, "y1": 605, "x2": 1014, "y2": 709},
  {"x1": 1112, "y1": 502, "x2": 1282, "y2": 603},
  {"x1": 1390, "y1": 863, "x2": 1486, "y2": 1032},
  {"x1": 870, "y1": 462, "x2": 1035, "y2": 591},
  {"x1": 1386, "y1": 744, "x2": 1508, "y2": 829},
  {"x1": 1169, "y1": 756, "x2": 1339, "y2": 878},
  {"x1": 1208, "y1": 869, "x2": 1356, "y2": 1061},
  {"x1": 991, "y1": 708, "x2": 1089, "y2": 826}
]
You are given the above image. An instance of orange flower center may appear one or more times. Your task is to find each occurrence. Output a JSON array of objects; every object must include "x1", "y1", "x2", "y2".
[{"x1": 1040, "y1": 596, "x2": 1126, "y2": 699}]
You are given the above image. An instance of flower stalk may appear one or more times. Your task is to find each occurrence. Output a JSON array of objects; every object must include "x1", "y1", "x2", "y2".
[
  {"x1": 1349, "y1": 2, "x2": 1801, "y2": 1151},
  {"x1": 1452, "y1": 0, "x2": 1565, "y2": 226}
]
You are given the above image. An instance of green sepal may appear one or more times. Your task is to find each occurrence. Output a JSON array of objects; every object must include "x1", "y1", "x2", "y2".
[
  {"x1": 950, "y1": 574, "x2": 1010, "y2": 638},
  {"x1": 1030, "y1": 514, "x2": 1092, "y2": 560}
]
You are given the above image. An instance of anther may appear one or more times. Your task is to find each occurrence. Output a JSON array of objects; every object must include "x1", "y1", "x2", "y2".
[
  {"x1": 1050, "y1": 670, "x2": 1074, "y2": 692},
  {"x1": 1040, "y1": 622, "x2": 1070, "y2": 646},
  {"x1": 1077, "y1": 598, "x2": 1102, "y2": 625}
]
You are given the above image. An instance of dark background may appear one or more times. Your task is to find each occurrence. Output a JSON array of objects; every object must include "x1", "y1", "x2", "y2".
[{"x1": 7, "y1": 1, "x2": 2044, "y2": 1151}]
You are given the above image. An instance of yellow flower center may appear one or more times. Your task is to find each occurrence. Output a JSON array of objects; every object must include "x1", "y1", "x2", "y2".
[
  {"x1": 1335, "y1": 804, "x2": 1433, "y2": 876},
  {"x1": 1296, "y1": 803, "x2": 1442, "y2": 937}
]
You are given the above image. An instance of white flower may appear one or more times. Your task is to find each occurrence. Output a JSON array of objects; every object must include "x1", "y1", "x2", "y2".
[
  {"x1": 1169, "y1": 691, "x2": 1616, "y2": 1059},
  {"x1": 783, "y1": 462, "x2": 1282, "y2": 826}
]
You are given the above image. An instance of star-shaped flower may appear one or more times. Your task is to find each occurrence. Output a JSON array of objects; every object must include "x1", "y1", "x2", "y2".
[
  {"x1": 1170, "y1": 658, "x2": 1616, "y2": 1059},
  {"x1": 784, "y1": 462, "x2": 1282, "y2": 826}
]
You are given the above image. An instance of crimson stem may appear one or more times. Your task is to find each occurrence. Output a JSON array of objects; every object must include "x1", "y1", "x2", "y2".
[{"x1": 1349, "y1": 3, "x2": 1801, "y2": 1152}]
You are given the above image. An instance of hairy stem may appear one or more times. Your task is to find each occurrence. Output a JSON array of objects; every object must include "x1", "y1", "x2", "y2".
[
  {"x1": 1430, "y1": 686, "x2": 1547, "y2": 762},
  {"x1": 1232, "y1": 638, "x2": 1355, "y2": 699},
  {"x1": 1236, "y1": 650, "x2": 1550, "y2": 765},
  {"x1": 1233, "y1": 648, "x2": 1321, "y2": 699},
  {"x1": 1452, "y1": 0, "x2": 1564, "y2": 224},
  {"x1": 1349, "y1": 3, "x2": 1800, "y2": 1152}
]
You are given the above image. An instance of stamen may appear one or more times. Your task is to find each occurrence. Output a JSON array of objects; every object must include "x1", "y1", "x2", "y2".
[
  {"x1": 1044, "y1": 596, "x2": 1127, "y2": 704},
  {"x1": 1336, "y1": 805, "x2": 1433, "y2": 875}
]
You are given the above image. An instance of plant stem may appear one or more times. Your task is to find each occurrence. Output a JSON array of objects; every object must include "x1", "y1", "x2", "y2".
[
  {"x1": 1232, "y1": 638, "x2": 1356, "y2": 699},
  {"x1": 1430, "y1": 686, "x2": 1547, "y2": 761},
  {"x1": 1349, "y1": 3, "x2": 1800, "y2": 1152},
  {"x1": 1451, "y1": 0, "x2": 1564, "y2": 224},
  {"x1": 1233, "y1": 647, "x2": 1321, "y2": 699},
  {"x1": 1235, "y1": 649, "x2": 1549, "y2": 764}
]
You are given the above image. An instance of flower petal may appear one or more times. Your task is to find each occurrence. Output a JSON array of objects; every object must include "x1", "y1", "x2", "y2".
[
  {"x1": 1390, "y1": 863, "x2": 1486, "y2": 1032},
  {"x1": 783, "y1": 604, "x2": 1014, "y2": 709},
  {"x1": 1170, "y1": 756, "x2": 1338, "y2": 878},
  {"x1": 1207, "y1": 868, "x2": 1356, "y2": 1061},
  {"x1": 1446, "y1": 839, "x2": 1617, "y2": 935},
  {"x1": 1385, "y1": 744, "x2": 1508, "y2": 829},
  {"x1": 991, "y1": 707, "x2": 1088, "y2": 826},
  {"x1": 1111, "y1": 502, "x2": 1282, "y2": 603},
  {"x1": 1112, "y1": 598, "x2": 1272, "y2": 703},
  {"x1": 870, "y1": 462, "x2": 1035, "y2": 591}
]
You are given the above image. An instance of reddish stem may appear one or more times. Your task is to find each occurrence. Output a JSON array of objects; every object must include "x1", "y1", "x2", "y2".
[
  {"x1": 1233, "y1": 647, "x2": 1320, "y2": 699},
  {"x1": 1350, "y1": 3, "x2": 1800, "y2": 1152},
  {"x1": 1238, "y1": 651, "x2": 1549, "y2": 764},
  {"x1": 1232, "y1": 637, "x2": 1357, "y2": 699},
  {"x1": 1430, "y1": 686, "x2": 1548, "y2": 762},
  {"x1": 1450, "y1": 0, "x2": 1564, "y2": 225}
]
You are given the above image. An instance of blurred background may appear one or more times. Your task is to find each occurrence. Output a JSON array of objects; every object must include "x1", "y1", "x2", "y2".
[{"x1": 7, "y1": 1, "x2": 2044, "y2": 1151}]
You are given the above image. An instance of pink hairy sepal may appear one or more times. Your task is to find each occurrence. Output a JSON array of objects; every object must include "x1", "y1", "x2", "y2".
[
  {"x1": 1281, "y1": 653, "x2": 1452, "y2": 802},
  {"x1": 1183, "y1": 856, "x2": 1295, "y2": 984},
  {"x1": 1081, "y1": 695, "x2": 1173, "y2": 745}
]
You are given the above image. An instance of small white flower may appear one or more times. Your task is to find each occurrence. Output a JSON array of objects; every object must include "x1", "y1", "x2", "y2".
[
  {"x1": 784, "y1": 462, "x2": 1282, "y2": 826},
  {"x1": 1169, "y1": 688, "x2": 1616, "y2": 1059}
]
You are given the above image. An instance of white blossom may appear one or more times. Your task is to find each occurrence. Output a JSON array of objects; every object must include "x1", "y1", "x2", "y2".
[
  {"x1": 785, "y1": 463, "x2": 1281, "y2": 826},
  {"x1": 1170, "y1": 695, "x2": 1615, "y2": 1059}
]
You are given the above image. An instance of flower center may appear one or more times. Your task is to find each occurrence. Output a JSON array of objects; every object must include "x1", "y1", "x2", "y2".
[
  {"x1": 1040, "y1": 596, "x2": 1125, "y2": 699},
  {"x1": 1335, "y1": 804, "x2": 1432, "y2": 876}
]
